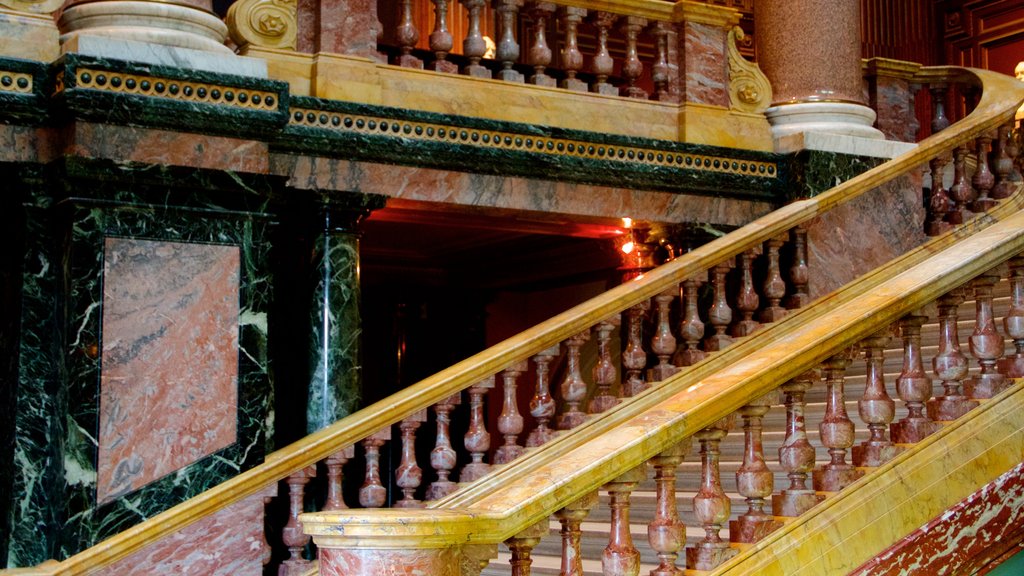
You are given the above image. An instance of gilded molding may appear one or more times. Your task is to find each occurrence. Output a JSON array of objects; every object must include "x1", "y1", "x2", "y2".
[
  {"x1": 728, "y1": 26, "x2": 771, "y2": 114},
  {"x1": 0, "y1": 69, "x2": 33, "y2": 94},
  {"x1": 0, "y1": 0, "x2": 63, "y2": 14},
  {"x1": 69, "y1": 67, "x2": 280, "y2": 111},
  {"x1": 226, "y1": 0, "x2": 297, "y2": 51}
]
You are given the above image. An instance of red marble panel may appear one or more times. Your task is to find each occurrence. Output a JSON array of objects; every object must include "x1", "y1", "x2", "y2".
[
  {"x1": 97, "y1": 238, "x2": 240, "y2": 504},
  {"x1": 97, "y1": 485, "x2": 275, "y2": 575},
  {"x1": 678, "y1": 21, "x2": 729, "y2": 107},
  {"x1": 64, "y1": 122, "x2": 269, "y2": 173},
  {"x1": 850, "y1": 462, "x2": 1024, "y2": 576},
  {"x1": 869, "y1": 76, "x2": 920, "y2": 143},
  {"x1": 319, "y1": 546, "x2": 462, "y2": 576}
]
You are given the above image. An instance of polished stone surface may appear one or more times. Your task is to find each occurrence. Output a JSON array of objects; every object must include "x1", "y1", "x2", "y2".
[{"x1": 62, "y1": 35, "x2": 267, "y2": 78}]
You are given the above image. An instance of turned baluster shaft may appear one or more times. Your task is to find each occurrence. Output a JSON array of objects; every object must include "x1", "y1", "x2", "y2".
[
  {"x1": 965, "y1": 274, "x2": 1007, "y2": 399},
  {"x1": 460, "y1": 0, "x2": 491, "y2": 77},
  {"x1": 559, "y1": 6, "x2": 587, "y2": 92},
  {"x1": 686, "y1": 419, "x2": 737, "y2": 570},
  {"x1": 773, "y1": 371, "x2": 824, "y2": 517},
  {"x1": 527, "y1": 2, "x2": 555, "y2": 86},
  {"x1": 785, "y1": 226, "x2": 810, "y2": 309},
  {"x1": 926, "y1": 154, "x2": 952, "y2": 236},
  {"x1": 359, "y1": 429, "x2": 391, "y2": 507},
  {"x1": 558, "y1": 332, "x2": 590, "y2": 430},
  {"x1": 526, "y1": 346, "x2": 559, "y2": 446},
  {"x1": 323, "y1": 446, "x2": 355, "y2": 511},
  {"x1": 648, "y1": 441, "x2": 690, "y2": 576},
  {"x1": 674, "y1": 278, "x2": 705, "y2": 366},
  {"x1": 461, "y1": 377, "x2": 495, "y2": 482},
  {"x1": 927, "y1": 290, "x2": 979, "y2": 421},
  {"x1": 427, "y1": 395, "x2": 461, "y2": 500},
  {"x1": 556, "y1": 492, "x2": 597, "y2": 576},
  {"x1": 603, "y1": 467, "x2": 646, "y2": 576},
  {"x1": 760, "y1": 238, "x2": 787, "y2": 322},
  {"x1": 705, "y1": 262, "x2": 734, "y2": 351},
  {"x1": 650, "y1": 21, "x2": 676, "y2": 102},
  {"x1": 852, "y1": 333, "x2": 899, "y2": 467},
  {"x1": 280, "y1": 466, "x2": 316, "y2": 573},
  {"x1": 395, "y1": 411, "x2": 427, "y2": 507},
  {"x1": 507, "y1": 524, "x2": 545, "y2": 576},
  {"x1": 732, "y1": 249, "x2": 760, "y2": 336},
  {"x1": 620, "y1": 16, "x2": 648, "y2": 99},
  {"x1": 930, "y1": 84, "x2": 949, "y2": 133},
  {"x1": 495, "y1": 361, "x2": 528, "y2": 464},
  {"x1": 494, "y1": 0, "x2": 524, "y2": 82},
  {"x1": 992, "y1": 124, "x2": 1015, "y2": 199},
  {"x1": 622, "y1": 301, "x2": 649, "y2": 397},
  {"x1": 971, "y1": 134, "x2": 997, "y2": 212},
  {"x1": 891, "y1": 315, "x2": 937, "y2": 443},
  {"x1": 395, "y1": 0, "x2": 422, "y2": 68},
  {"x1": 589, "y1": 319, "x2": 620, "y2": 413},
  {"x1": 589, "y1": 12, "x2": 618, "y2": 96},
  {"x1": 1001, "y1": 256, "x2": 1024, "y2": 378},
  {"x1": 428, "y1": 0, "x2": 457, "y2": 72},
  {"x1": 649, "y1": 289, "x2": 679, "y2": 382},
  {"x1": 812, "y1": 354, "x2": 863, "y2": 492},
  {"x1": 947, "y1": 144, "x2": 974, "y2": 225},
  {"x1": 731, "y1": 395, "x2": 782, "y2": 543}
]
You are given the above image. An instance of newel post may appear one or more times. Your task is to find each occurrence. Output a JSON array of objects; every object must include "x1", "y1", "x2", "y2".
[{"x1": 302, "y1": 509, "x2": 496, "y2": 576}]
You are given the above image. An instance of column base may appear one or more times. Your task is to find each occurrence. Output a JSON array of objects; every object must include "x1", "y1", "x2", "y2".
[
  {"x1": 964, "y1": 373, "x2": 1008, "y2": 399},
  {"x1": 430, "y1": 60, "x2": 458, "y2": 74},
  {"x1": 890, "y1": 417, "x2": 939, "y2": 444},
  {"x1": 588, "y1": 393, "x2": 620, "y2": 413},
  {"x1": 772, "y1": 489, "x2": 825, "y2": 517},
  {"x1": 686, "y1": 542, "x2": 738, "y2": 571},
  {"x1": 766, "y1": 101, "x2": 885, "y2": 143},
  {"x1": 927, "y1": 395, "x2": 979, "y2": 421},
  {"x1": 463, "y1": 64, "x2": 491, "y2": 79},
  {"x1": 812, "y1": 463, "x2": 863, "y2": 492},
  {"x1": 729, "y1": 514, "x2": 783, "y2": 543},
  {"x1": 496, "y1": 68, "x2": 524, "y2": 83},
  {"x1": 673, "y1": 347, "x2": 705, "y2": 367},
  {"x1": 705, "y1": 333, "x2": 733, "y2": 352},
  {"x1": 852, "y1": 441, "x2": 903, "y2": 468},
  {"x1": 561, "y1": 77, "x2": 587, "y2": 92},
  {"x1": 61, "y1": 33, "x2": 266, "y2": 78},
  {"x1": 647, "y1": 363, "x2": 679, "y2": 383},
  {"x1": 59, "y1": 0, "x2": 232, "y2": 54}
]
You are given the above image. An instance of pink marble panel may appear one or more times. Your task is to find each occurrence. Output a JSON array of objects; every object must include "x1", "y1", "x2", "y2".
[
  {"x1": 272, "y1": 154, "x2": 774, "y2": 228},
  {"x1": 869, "y1": 76, "x2": 920, "y2": 143},
  {"x1": 678, "y1": 21, "x2": 729, "y2": 107},
  {"x1": 319, "y1": 546, "x2": 462, "y2": 576},
  {"x1": 0, "y1": 124, "x2": 57, "y2": 164},
  {"x1": 97, "y1": 485, "x2": 275, "y2": 575},
  {"x1": 97, "y1": 238, "x2": 240, "y2": 503},
  {"x1": 806, "y1": 172, "x2": 927, "y2": 299},
  {"x1": 295, "y1": 0, "x2": 384, "y2": 60},
  {"x1": 65, "y1": 122, "x2": 269, "y2": 173},
  {"x1": 850, "y1": 462, "x2": 1024, "y2": 576}
]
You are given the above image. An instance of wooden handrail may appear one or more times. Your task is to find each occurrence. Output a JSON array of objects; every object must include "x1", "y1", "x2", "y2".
[{"x1": 23, "y1": 65, "x2": 1023, "y2": 575}]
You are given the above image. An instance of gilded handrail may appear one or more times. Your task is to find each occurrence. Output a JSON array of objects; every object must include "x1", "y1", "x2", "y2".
[{"x1": 21, "y1": 65, "x2": 1023, "y2": 575}]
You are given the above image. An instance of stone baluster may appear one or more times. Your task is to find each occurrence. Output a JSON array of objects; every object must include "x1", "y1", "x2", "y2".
[
  {"x1": 589, "y1": 319, "x2": 620, "y2": 413},
  {"x1": 461, "y1": 0, "x2": 491, "y2": 78},
  {"x1": 559, "y1": 6, "x2": 587, "y2": 92},
  {"x1": 852, "y1": 333, "x2": 899, "y2": 467},
  {"x1": 812, "y1": 353, "x2": 863, "y2": 491},
  {"x1": 589, "y1": 12, "x2": 619, "y2": 96},
  {"x1": 395, "y1": 410, "x2": 428, "y2": 507},
  {"x1": 992, "y1": 124, "x2": 1015, "y2": 199},
  {"x1": 970, "y1": 133, "x2": 997, "y2": 212},
  {"x1": 555, "y1": 492, "x2": 598, "y2": 576},
  {"x1": 649, "y1": 289, "x2": 679, "y2": 382},
  {"x1": 649, "y1": 21, "x2": 677, "y2": 102},
  {"x1": 930, "y1": 84, "x2": 949, "y2": 133},
  {"x1": 495, "y1": 361, "x2": 529, "y2": 464},
  {"x1": 927, "y1": 290, "x2": 979, "y2": 421},
  {"x1": 1006, "y1": 121, "x2": 1023, "y2": 183},
  {"x1": 1001, "y1": 256, "x2": 1024, "y2": 378},
  {"x1": 427, "y1": 394, "x2": 462, "y2": 500},
  {"x1": 673, "y1": 278, "x2": 705, "y2": 366},
  {"x1": 773, "y1": 371, "x2": 825, "y2": 517},
  {"x1": 947, "y1": 144, "x2": 974, "y2": 225},
  {"x1": 926, "y1": 154, "x2": 952, "y2": 236},
  {"x1": 785, "y1": 226, "x2": 811, "y2": 310},
  {"x1": 526, "y1": 346, "x2": 559, "y2": 446},
  {"x1": 891, "y1": 314, "x2": 937, "y2": 443},
  {"x1": 731, "y1": 393, "x2": 783, "y2": 543},
  {"x1": 557, "y1": 332, "x2": 590, "y2": 430},
  {"x1": 429, "y1": 0, "x2": 457, "y2": 72},
  {"x1": 648, "y1": 441, "x2": 691, "y2": 576},
  {"x1": 619, "y1": 16, "x2": 648, "y2": 99},
  {"x1": 359, "y1": 429, "x2": 391, "y2": 507},
  {"x1": 686, "y1": 418, "x2": 737, "y2": 570},
  {"x1": 506, "y1": 521, "x2": 547, "y2": 576},
  {"x1": 323, "y1": 446, "x2": 355, "y2": 511},
  {"x1": 494, "y1": 0, "x2": 524, "y2": 82},
  {"x1": 526, "y1": 2, "x2": 556, "y2": 87},
  {"x1": 622, "y1": 301, "x2": 650, "y2": 397},
  {"x1": 461, "y1": 377, "x2": 495, "y2": 482},
  {"x1": 731, "y1": 249, "x2": 760, "y2": 336},
  {"x1": 965, "y1": 273, "x2": 1007, "y2": 399},
  {"x1": 280, "y1": 466, "x2": 317, "y2": 575},
  {"x1": 760, "y1": 238, "x2": 787, "y2": 322},
  {"x1": 395, "y1": 0, "x2": 422, "y2": 68},
  {"x1": 705, "y1": 262, "x2": 734, "y2": 352},
  {"x1": 603, "y1": 467, "x2": 646, "y2": 576},
  {"x1": 262, "y1": 491, "x2": 275, "y2": 567}
]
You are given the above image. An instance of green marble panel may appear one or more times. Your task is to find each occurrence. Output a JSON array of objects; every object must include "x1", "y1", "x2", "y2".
[
  {"x1": 0, "y1": 57, "x2": 49, "y2": 125},
  {"x1": 781, "y1": 150, "x2": 887, "y2": 201}
]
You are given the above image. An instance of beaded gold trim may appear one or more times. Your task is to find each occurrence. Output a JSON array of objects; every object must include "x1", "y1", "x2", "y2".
[
  {"x1": 0, "y1": 70, "x2": 33, "y2": 94},
  {"x1": 289, "y1": 107, "x2": 778, "y2": 178},
  {"x1": 71, "y1": 68, "x2": 280, "y2": 111}
]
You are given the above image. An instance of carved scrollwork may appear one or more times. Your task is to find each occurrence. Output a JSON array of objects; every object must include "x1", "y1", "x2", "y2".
[
  {"x1": 226, "y1": 0, "x2": 297, "y2": 50},
  {"x1": 728, "y1": 26, "x2": 772, "y2": 114},
  {"x1": 0, "y1": 0, "x2": 64, "y2": 14}
]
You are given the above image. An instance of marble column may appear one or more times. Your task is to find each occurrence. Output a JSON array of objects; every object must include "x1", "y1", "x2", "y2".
[
  {"x1": 305, "y1": 195, "x2": 385, "y2": 433},
  {"x1": 755, "y1": 0, "x2": 884, "y2": 145}
]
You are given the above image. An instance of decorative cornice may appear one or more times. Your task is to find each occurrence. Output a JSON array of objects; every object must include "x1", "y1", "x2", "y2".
[
  {"x1": 673, "y1": 0, "x2": 741, "y2": 27},
  {"x1": 68, "y1": 67, "x2": 281, "y2": 112},
  {"x1": 728, "y1": 26, "x2": 771, "y2": 114},
  {"x1": 862, "y1": 57, "x2": 923, "y2": 81},
  {"x1": 226, "y1": 0, "x2": 297, "y2": 51}
]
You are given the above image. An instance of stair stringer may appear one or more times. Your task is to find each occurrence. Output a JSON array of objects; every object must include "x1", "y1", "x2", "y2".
[{"x1": 712, "y1": 381, "x2": 1024, "y2": 576}]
